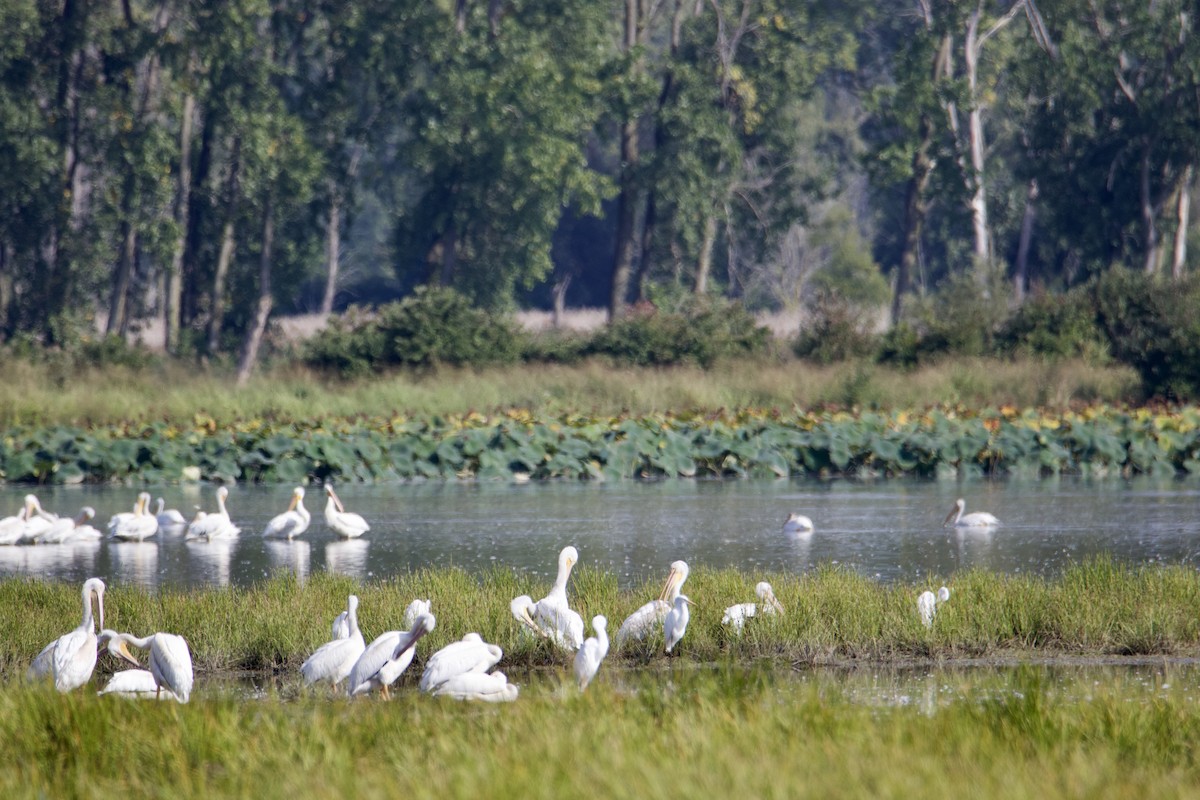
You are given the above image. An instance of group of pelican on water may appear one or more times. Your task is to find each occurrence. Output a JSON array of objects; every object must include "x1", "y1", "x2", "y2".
[
  {"x1": 0, "y1": 485, "x2": 370, "y2": 545},
  {"x1": 23, "y1": 496, "x2": 995, "y2": 700}
]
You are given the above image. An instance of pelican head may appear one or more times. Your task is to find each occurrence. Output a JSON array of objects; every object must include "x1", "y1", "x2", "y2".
[
  {"x1": 673, "y1": 594, "x2": 694, "y2": 611},
  {"x1": 217, "y1": 486, "x2": 230, "y2": 502},
  {"x1": 408, "y1": 613, "x2": 436, "y2": 640},
  {"x1": 591, "y1": 615, "x2": 608, "y2": 634},
  {"x1": 136, "y1": 492, "x2": 153, "y2": 515},
  {"x1": 76, "y1": 507, "x2": 96, "y2": 524},
  {"x1": 324, "y1": 484, "x2": 346, "y2": 513},
  {"x1": 937, "y1": 586, "x2": 951, "y2": 603},
  {"x1": 98, "y1": 629, "x2": 142, "y2": 667},
  {"x1": 755, "y1": 581, "x2": 785, "y2": 614},
  {"x1": 657, "y1": 560, "x2": 690, "y2": 603},
  {"x1": 288, "y1": 487, "x2": 305, "y2": 510},
  {"x1": 510, "y1": 595, "x2": 539, "y2": 630},
  {"x1": 24, "y1": 494, "x2": 42, "y2": 519},
  {"x1": 83, "y1": 577, "x2": 106, "y2": 633},
  {"x1": 560, "y1": 546, "x2": 579, "y2": 572},
  {"x1": 944, "y1": 498, "x2": 967, "y2": 526}
]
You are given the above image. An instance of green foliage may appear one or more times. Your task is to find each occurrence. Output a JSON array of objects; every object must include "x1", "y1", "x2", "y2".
[
  {"x1": 586, "y1": 301, "x2": 769, "y2": 368},
  {"x1": 793, "y1": 297, "x2": 879, "y2": 364},
  {"x1": 996, "y1": 288, "x2": 1109, "y2": 361}
]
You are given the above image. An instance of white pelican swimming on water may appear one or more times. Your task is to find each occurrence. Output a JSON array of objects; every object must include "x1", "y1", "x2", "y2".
[
  {"x1": 323, "y1": 485, "x2": 369, "y2": 539},
  {"x1": 418, "y1": 633, "x2": 503, "y2": 693},
  {"x1": 615, "y1": 560, "x2": 689, "y2": 646},
  {"x1": 431, "y1": 670, "x2": 519, "y2": 702},
  {"x1": 0, "y1": 501, "x2": 28, "y2": 545},
  {"x1": 664, "y1": 594, "x2": 694, "y2": 653},
  {"x1": 98, "y1": 669, "x2": 179, "y2": 701},
  {"x1": 782, "y1": 512, "x2": 814, "y2": 535},
  {"x1": 918, "y1": 586, "x2": 951, "y2": 628},
  {"x1": 511, "y1": 546, "x2": 584, "y2": 650},
  {"x1": 100, "y1": 628, "x2": 194, "y2": 703},
  {"x1": 347, "y1": 613, "x2": 437, "y2": 698},
  {"x1": 155, "y1": 498, "x2": 187, "y2": 532},
  {"x1": 262, "y1": 487, "x2": 311, "y2": 539},
  {"x1": 17, "y1": 495, "x2": 60, "y2": 542},
  {"x1": 27, "y1": 577, "x2": 106, "y2": 692},
  {"x1": 944, "y1": 498, "x2": 999, "y2": 528},
  {"x1": 32, "y1": 507, "x2": 103, "y2": 544},
  {"x1": 722, "y1": 581, "x2": 785, "y2": 634},
  {"x1": 574, "y1": 615, "x2": 609, "y2": 691},
  {"x1": 108, "y1": 492, "x2": 158, "y2": 541},
  {"x1": 186, "y1": 487, "x2": 240, "y2": 539},
  {"x1": 301, "y1": 595, "x2": 366, "y2": 686}
]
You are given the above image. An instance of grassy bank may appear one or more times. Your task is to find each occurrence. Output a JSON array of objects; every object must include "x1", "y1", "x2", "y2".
[
  {"x1": 1, "y1": 664, "x2": 1198, "y2": 798},
  {"x1": 3, "y1": 560, "x2": 1198, "y2": 677}
]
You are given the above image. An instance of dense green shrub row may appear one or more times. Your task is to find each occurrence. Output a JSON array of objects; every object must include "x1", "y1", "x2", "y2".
[{"x1": 3, "y1": 406, "x2": 1199, "y2": 484}]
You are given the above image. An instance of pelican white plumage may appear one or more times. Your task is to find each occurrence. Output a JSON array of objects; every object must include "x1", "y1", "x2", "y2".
[
  {"x1": 19, "y1": 495, "x2": 59, "y2": 543},
  {"x1": 944, "y1": 498, "x2": 999, "y2": 528},
  {"x1": 403, "y1": 599, "x2": 431, "y2": 630},
  {"x1": 418, "y1": 633, "x2": 503, "y2": 693},
  {"x1": 0, "y1": 501, "x2": 26, "y2": 545},
  {"x1": 664, "y1": 594, "x2": 694, "y2": 653},
  {"x1": 331, "y1": 610, "x2": 351, "y2": 640},
  {"x1": 27, "y1": 577, "x2": 106, "y2": 692},
  {"x1": 31, "y1": 507, "x2": 103, "y2": 544},
  {"x1": 186, "y1": 487, "x2": 240, "y2": 540},
  {"x1": 99, "y1": 629, "x2": 194, "y2": 703},
  {"x1": 155, "y1": 498, "x2": 187, "y2": 532},
  {"x1": 108, "y1": 492, "x2": 158, "y2": 541},
  {"x1": 98, "y1": 669, "x2": 179, "y2": 700},
  {"x1": 615, "y1": 560, "x2": 690, "y2": 646},
  {"x1": 918, "y1": 586, "x2": 951, "y2": 628},
  {"x1": 347, "y1": 612, "x2": 437, "y2": 698},
  {"x1": 533, "y1": 546, "x2": 584, "y2": 650},
  {"x1": 721, "y1": 581, "x2": 785, "y2": 634},
  {"x1": 431, "y1": 670, "x2": 519, "y2": 702},
  {"x1": 323, "y1": 485, "x2": 369, "y2": 539},
  {"x1": 262, "y1": 487, "x2": 311, "y2": 539},
  {"x1": 782, "y1": 512, "x2": 814, "y2": 535},
  {"x1": 573, "y1": 615, "x2": 609, "y2": 691},
  {"x1": 301, "y1": 595, "x2": 365, "y2": 686}
]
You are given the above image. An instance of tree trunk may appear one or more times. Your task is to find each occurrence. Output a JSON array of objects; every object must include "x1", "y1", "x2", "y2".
[
  {"x1": 182, "y1": 107, "x2": 213, "y2": 328},
  {"x1": 609, "y1": 0, "x2": 645, "y2": 321},
  {"x1": 892, "y1": 113, "x2": 936, "y2": 326},
  {"x1": 551, "y1": 275, "x2": 571, "y2": 328},
  {"x1": 166, "y1": 85, "x2": 195, "y2": 354},
  {"x1": 207, "y1": 138, "x2": 241, "y2": 353},
  {"x1": 695, "y1": 214, "x2": 718, "y2": 295},
  {"x1": 1141, "y1": 143, "x2": 1160, "y2": 275},
  {"x1": 106, "y1": 219, "x2": 137, "y2": 336},
  {"x1": 237, "y1": 197, "x2": 275, "y2": 386},
  {"x1": 1014, "y1": 179, "x2": 1038, "y2": 304},
  {"x1": 321, "y1": 187, "x2": 340, "y2": 314},
  {"x1": 1172, "y1": 164, "x2": 1192, "y2": 281}
]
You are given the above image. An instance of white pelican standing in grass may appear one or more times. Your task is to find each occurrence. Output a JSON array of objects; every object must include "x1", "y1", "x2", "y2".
[
  {"x1": 99, "y1": 629, "x2": 194, "y2": 703},
  {"x1": 98, "y1": 669, "x2": 179, "y2": 701},
  {"x1": 512, "y1": 546, "x2": 584, "y2": 650},
  {"x1": 664, "y1": 594, "x2": 694, "y2": 654},
  {"x1": 431, "y1": 671, "x2": 519, "y2": 702},
  {"x1": 615, "y1": 560, "x2": 689, "y2": 646},
  {"x1": 918, "y1": 586, "x2": 951, "y2": 628},
  {"x1": 27, "y1": 577, "x2": 106, "y2": 692},
  {"x1": 944, "y1": 498, "x2": 1000, "y2": 528},
  {"x1": 32, "y1": 507, "x2": 103, "y2": 544},
  {"x1": 323, "y1": 485, "x2": 369, "y2": 539},
  {"x1": 108, "y1": 492, "x2": 158, "y2": 541},
  {"x1": 722, "y1": 581, "x2": 785, "y2": 634},
  {"x1": 347, "y1": 613, "x2": 437, "y2": 698},
  {"x1": 419, "y1": 633, "x2": 504, "y2": 693},
  {"x1": 403, "y1": 599, "x2": 431, "y2": 630},
  {"x1": 301, "y1": 595, "x2": 365, "y2": 686},
  {"x1": 331, "y1": 610, "x2": 351, "y2": 640},
  {"x1": 574, "y1": 615, "x2": 609, "y2": 691},
  {"x1": 155, "y1": 498, "x2": 187, "y2": 532},
  {"x1": 262, "y1": 487, "x2": 311, "y2": 539},
  {"x1": 782, "y1": 512, "x2": 814, "y2": 535},
  {"x1": 186, "y1": 487, "x2": 240, "y2": 539}
]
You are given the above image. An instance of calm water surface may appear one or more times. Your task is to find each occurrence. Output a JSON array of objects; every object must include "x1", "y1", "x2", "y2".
[{"x1": 2, "y1": 477, "x2": 1198, "y2": 590}]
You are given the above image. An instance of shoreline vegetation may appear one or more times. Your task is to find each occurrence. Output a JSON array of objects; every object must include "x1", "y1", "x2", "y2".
[{"x1": 3, "y1": 560, "x2": 1198, "y2": 677}]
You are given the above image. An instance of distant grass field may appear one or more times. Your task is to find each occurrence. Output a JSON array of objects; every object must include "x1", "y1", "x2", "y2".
[{"x1": 0, "y1": 355, "x2": 1139, "y2": 427}]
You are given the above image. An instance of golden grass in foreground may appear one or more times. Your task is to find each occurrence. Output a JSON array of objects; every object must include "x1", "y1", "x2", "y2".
[{"x1": 0, "y1": 355, "x2": 1139, "y2": 427}]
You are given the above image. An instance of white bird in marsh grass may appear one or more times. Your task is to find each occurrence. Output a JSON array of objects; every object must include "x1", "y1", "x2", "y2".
[
  {"x1": 108, "y1": 492, "x2": 158, "y2": 541},
  {"x1": 419, "y1": 633, "x2": 504, "y2": 693},
  {"x1": 347, "y1": 613, "x2": 437, "y2": 698},
  {"x1": 944, "y1": 498, "x2": 999, "y2": 529},
  {"x1": 155, "y1": 498, "x2": 187, "y2": 532},
  {"x1": 663, "y1": 594, "x2": 694, "y2": 654},
  {"x1": 616, "y1": 560, "x2": 689, "y2": 646},
  {"x1": 722, "y1": 581, "x2": 785, "y2": 634},
  {"x1": 31, "y1": 507, "x2": 102, "y2": 544},
  {"x1": 302, "y1": 595, "x2": 365, "y2": 687},
  {"x1": 98, "y1": 669, "x2": 179, "y2": 701},
  {"x1": 27, "y1": 577, "x2": 106, "y2": 692},
  {"x1": 323, "y1": 485, "x2": 369, "y2": 539},
  {"x1": 574, "y1": 615, "x2": 609, "y2": 691},
  {"x1": 262, "y1": 487, "x2": 311, "y2": 539},
  {"x1": 431, "y1": 670, "x2": 519, "y2": 702},
  {"x1": 186, "y1": 486, "x2": 240, "y2": 540},
  {"x1": 512, "y1": 546, "x2": 584, "y2": 650},
  {"x1": 331, "y1": 610, "x2": 351, "y2": 640},
  {"x1": 99, "y1": 629, "x2": 194, "y2": 703},
  {"x1": 782, "y1": 513, "x2": 814, "y2": 535},
  {"x1": 403, "y1": 599, "x2": 431, "y2": 630},
  {"x1": 918, "y1": 586, "x2": 951, "y2": 628}
]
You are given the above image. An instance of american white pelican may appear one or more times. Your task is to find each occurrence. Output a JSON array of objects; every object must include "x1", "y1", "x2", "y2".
[
  {"x1": 782, "y1": 512, "x2": 814, "y2": 535},
  {"x1": 27, "y1": 577, "x2": 106, "y2": 692},
  {"x1": 301, "y1": 595, "x2": 365, "y2": 686},
  {"x1": 30, "y1": 507, "x2": 102, "y2": 544},
  {"x1": 323, "y1": 485, "x2": 369, "y2": 539},
  {"x1": 186, "y1": 487, "x2": 240, "y2": 539},
  {"x1": 108, "y1": 492, "x2": 158, "y2": 541},
  {"x1": 944, "y1": 498, "x2": 999, "y2": 528},
  {"x1": 431, "y1": 670, "x2": 519, "y2": 702},
  {"x1": 573, "y1": 615, "x2": 609, "y2": 691},
  {"x1": 98, "y1": 669, "x2": 179, "y2": 700},
  {"x1": 19, "y1": 495, "x2": 59, "y2": 542},
  {"x1": 664, "y1": 594, "x2": 694, "y2": 653},
  {"x1": 615, "y1": 560, "x2": 689, "y2": 646},
  {"x1": 918, "y1": 586, "x2": 951, "y2": 628},
  {"x1": 533, "y1": 546, "x2": 584, "y2": 650},
  {"x1": 331, "y1": 610, "x2": 351, "y2": 640},
  {"x1": 347, "y1": 612, "x2": 437, "y2": 698},
  {"x1": 100, "y1": 629, "x2": 194, "y2": 703},
  {"x1": 262, "y1": 487, "x2": 311, "y2": 539},
  {"x1": 403, "y1": 598, "x2": 431, "y2": 630},
  {"x1": 155, "y1": 498, "x2": 187, "y2": 531},
  {"x1": 0, "y1": 502, "x2": 26, "y2": 545},
  {"x1": 722, "y1": 581, "x2": 785, "y2": 634},
  {"x1": 418, "y1": 633, "x2": 503, "y2": 693}
]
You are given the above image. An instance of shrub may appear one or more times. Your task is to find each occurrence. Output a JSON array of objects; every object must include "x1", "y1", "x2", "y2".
[
  {"x1": 792, "y1": 297, "x2": 879, "y2": 364},
  {"x1": 585, "y1": 300, "x2": 769, "y2": 368},
  {"x1": 995, "y1": 288, "x2": 1108, "y2": 361}
]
